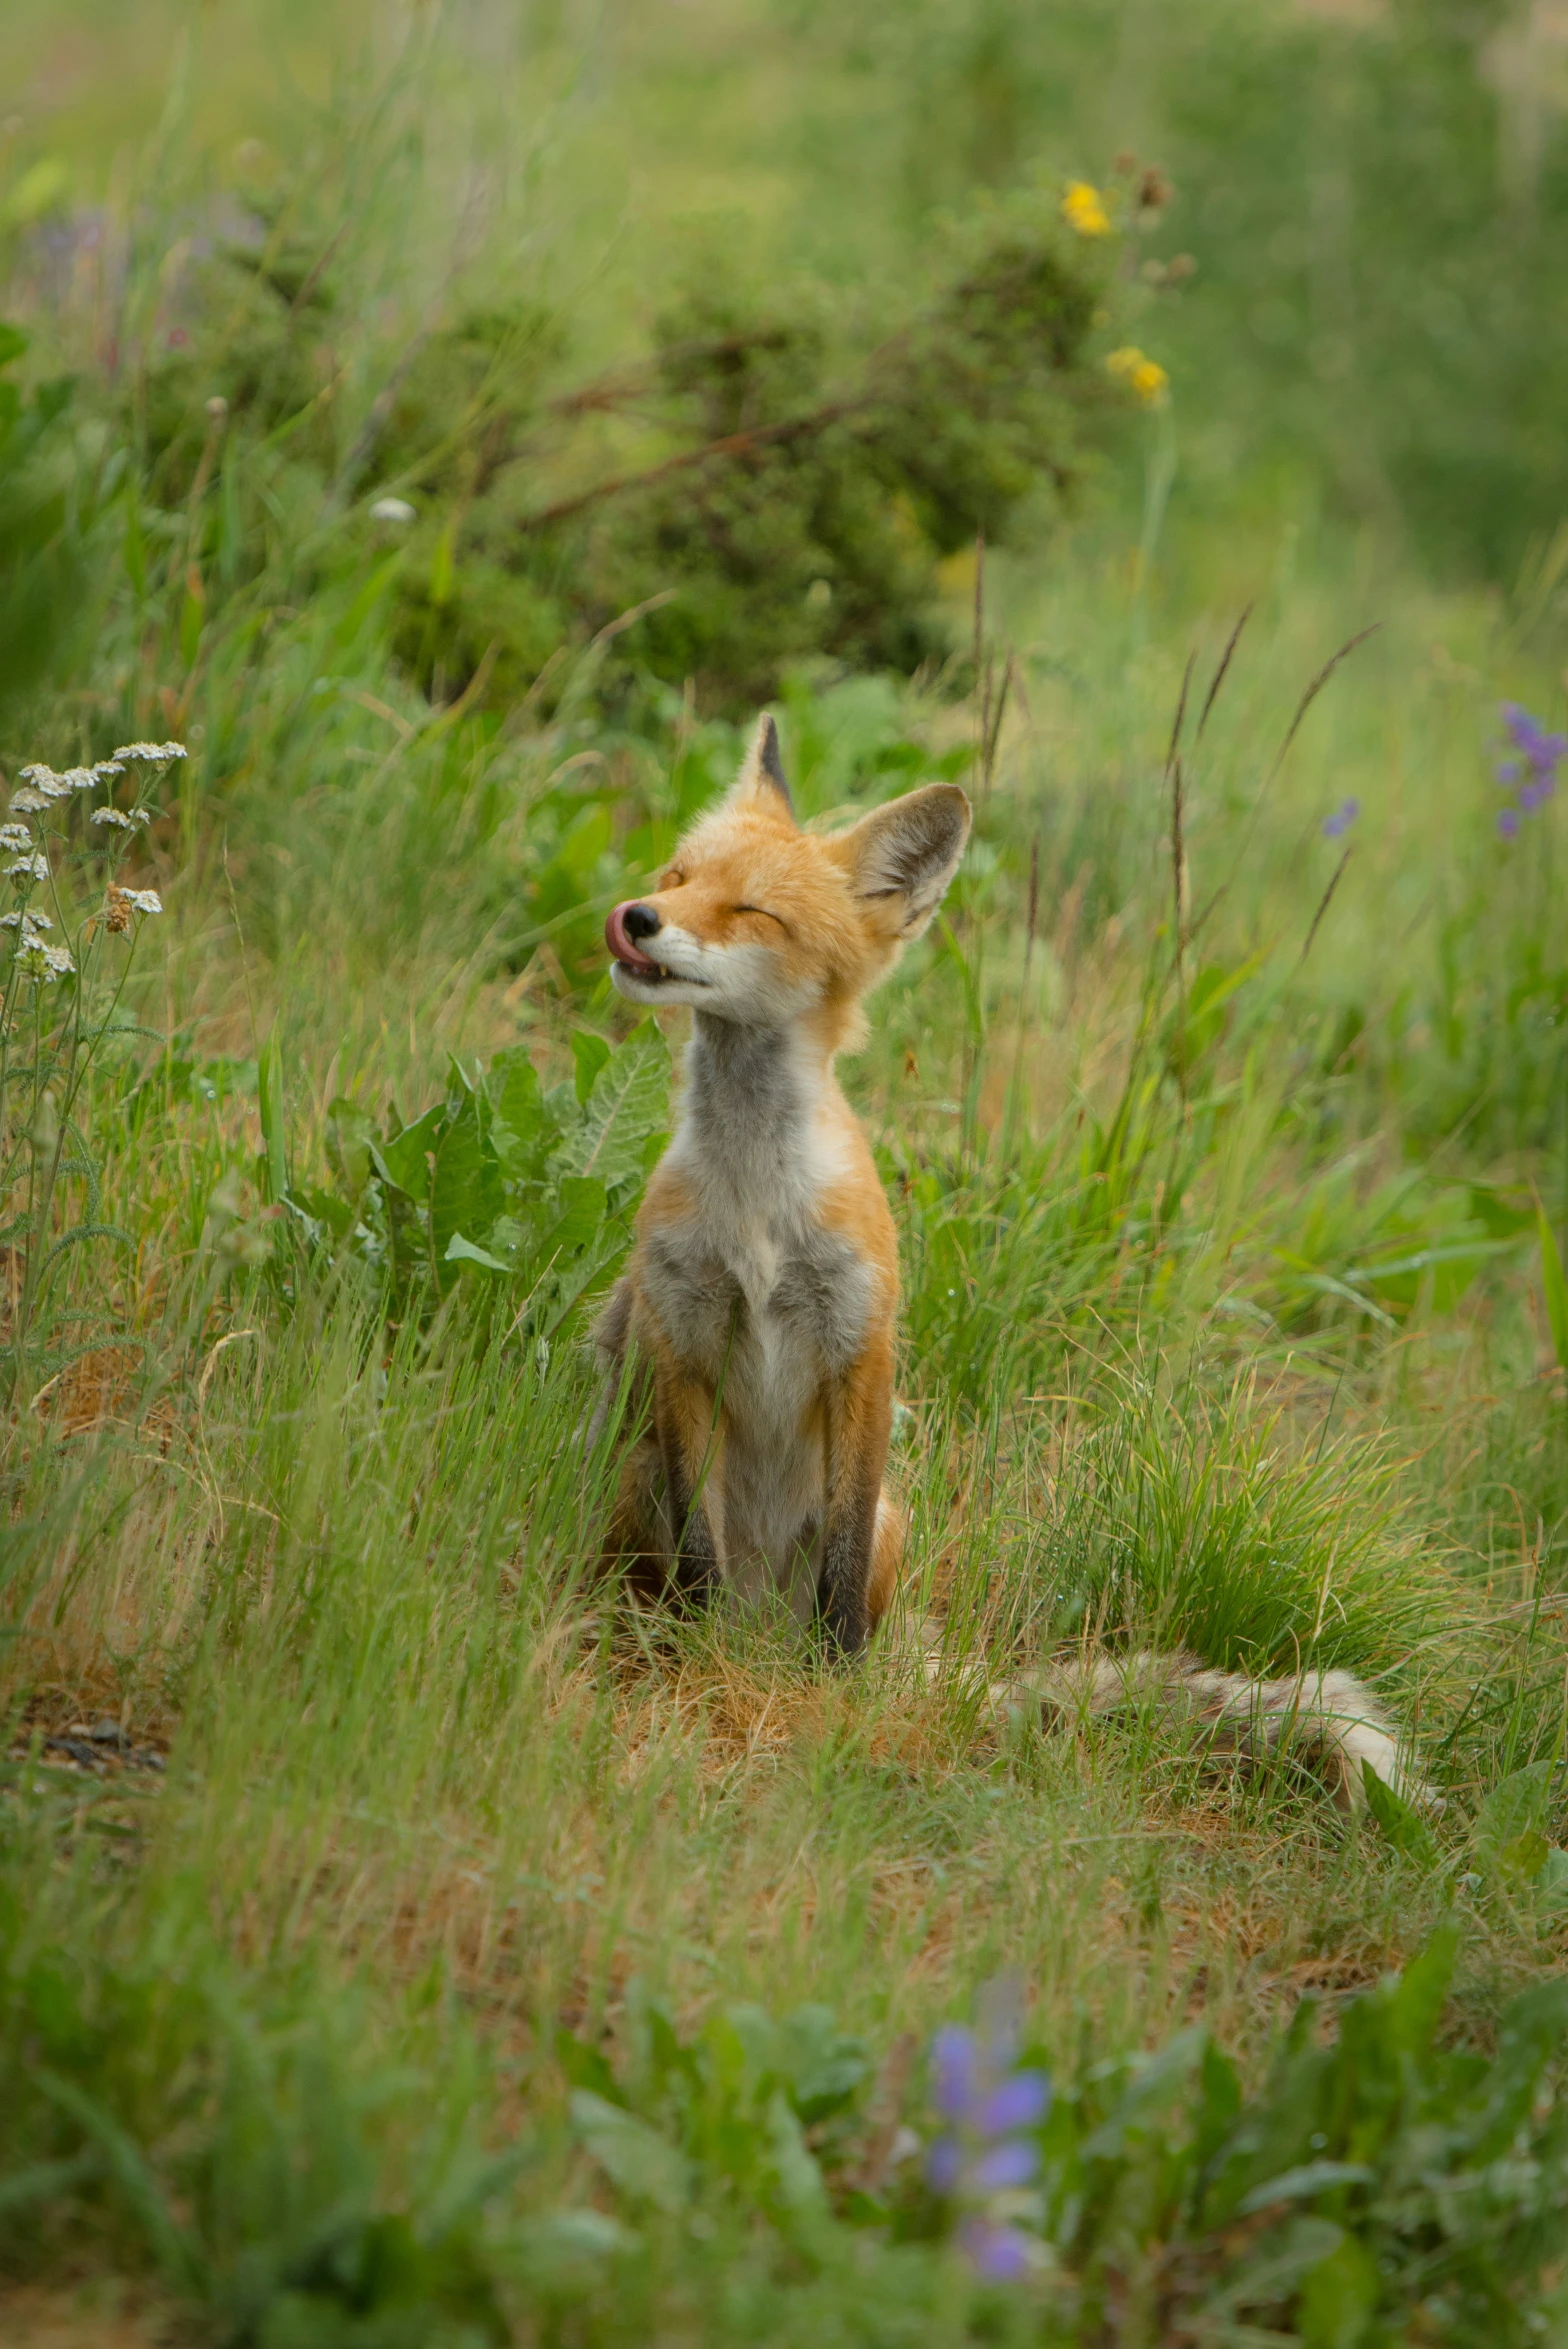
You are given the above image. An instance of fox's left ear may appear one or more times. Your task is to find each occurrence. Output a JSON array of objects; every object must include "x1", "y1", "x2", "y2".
[
  {"x1": 728, "y1": 712, "x2": 795, "y2": 820},
  {"x1": 836, "y1": 783, "x2": 972, "y2": 937}
]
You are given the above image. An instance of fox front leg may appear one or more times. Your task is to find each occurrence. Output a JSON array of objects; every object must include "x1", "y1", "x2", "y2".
[
  {"x1": 817, "y1": 1339, "x2": 894, "y2": 1658},
  {"x1": 655, "y1": 1363, "x2": 725, "y2": 1606}
]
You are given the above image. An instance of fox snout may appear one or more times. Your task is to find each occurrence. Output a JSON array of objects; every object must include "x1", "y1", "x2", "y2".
[{"x1": 607, "y1": 900, "x2": 662, "y2": 975}]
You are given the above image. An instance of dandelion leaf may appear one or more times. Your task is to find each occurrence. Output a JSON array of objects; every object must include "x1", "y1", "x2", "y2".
[
  {"x1": 544, "y1": 1175, "x2": 609, "y2": 1259},
  {"x1": 1296, "y1": 2233, "x2": 1380, "y2": 2349},
  {"x1": 572, "y1": 1029, "x2": 613, "y2": 1105},
  {"x1": 765, "y1": 2088, "x2": 829, "y2": 2222},
  {"x1": 430, "y1": 1099, "x2": 504, "y2": 1275},
  {"x1": 1361, "y1": 1762, "x2": 1441, "y2": 1871},
  {"x1": 444, "y1": 1232, "x2": 511, "y2": 1274},
  {"x1": 374, "y1": 1102, "x2": 445, "y2": 1198},
  {"x1": 325, "y1": 1099, "x2": 377, "y2": 1199},
  {"x1": 778, "y1": 2006, "x2": 872, "y2": 2123},
  {"x1": 569, "y1": 2090, "x2": 690, "y2": 2213},
  {"x1": 1471, "y1": 1760, "x2": 1554, "y2": 1868},
  {"x1": 485, "y1": 1046, "x2": 554, "y2": 1183},
  {"x1": 554, "y1": 1024, "x2": 669, "y2": 1191}
]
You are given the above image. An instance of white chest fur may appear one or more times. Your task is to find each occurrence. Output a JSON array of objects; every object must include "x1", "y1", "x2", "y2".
[{"x1": 639, "y1": 1019, "x2": 878, "y2": 1609}]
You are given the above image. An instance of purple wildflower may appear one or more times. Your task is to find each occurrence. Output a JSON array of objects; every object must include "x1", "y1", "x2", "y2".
[
  {"x1": 923, "y1": 1980, "x2": 1051, "y2": 2285},
  {"x1": 971, "y1": 2140, "x2": 1039, "y2": 2193},
  {"x1": 1498, "y1": 704, "x2": 1566, "y2": 774},
  {"x1": 932, "y1": 2025, "x2": 979, "y2": 2122},
  {"x1": 1502, "y1": 703, "x2": 1552, "y2": 759},
  {"x1": 960, "y1": 2217, "x2": 1034, "y2": 2282},
  {"x1": 1322, "y1": 797, "x2": 1360, "y2": 839},
  {"x1": 977, "y1": 2073, "x2": 1052, "y2": 2134},
  {"x1": 1493, "y1": 702, "x2": 1563, "y2": 832}
]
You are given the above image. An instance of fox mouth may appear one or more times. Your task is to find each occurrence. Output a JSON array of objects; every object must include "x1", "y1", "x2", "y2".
[
  {"x1": 611, "y1": 959, "x2": 709, "y2": 989},
  {"x1": 605, "y1": 906, "x2": 709, "y2": 988}
]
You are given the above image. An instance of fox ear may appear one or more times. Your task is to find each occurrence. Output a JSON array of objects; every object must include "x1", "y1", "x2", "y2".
[
  {"x1": 838, "y1": 783, "x2": 971, "y2": 937},
  {"x1": 729, "y1": 713, "x2": 795, "y2": 819}
]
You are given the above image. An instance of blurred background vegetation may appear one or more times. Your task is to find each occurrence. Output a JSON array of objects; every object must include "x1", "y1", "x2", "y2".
[{"x1": 8, "y1": 0, "x2": 1568, "y2": 581}]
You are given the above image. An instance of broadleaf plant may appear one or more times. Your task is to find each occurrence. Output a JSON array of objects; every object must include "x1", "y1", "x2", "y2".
[{"x1": 305, "y1": 1022, "x2": 669, "y2": 1338}]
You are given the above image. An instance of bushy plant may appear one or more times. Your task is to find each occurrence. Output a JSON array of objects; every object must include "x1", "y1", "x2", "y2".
[
  {"x1": 537, "y1": 194, "x2": 1110, "y2": 706},
  {"x1": 116, "y1": 172, "x2": 1129, "y2": 719},
  {"x1": 293, "y1": 1021, "x2": 670, "y2": 1337}
]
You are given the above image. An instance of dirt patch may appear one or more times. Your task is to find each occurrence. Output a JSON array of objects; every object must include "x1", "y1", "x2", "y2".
[{"x1": 7, "y1": 1686, "x2": 173, "y2": 1782}]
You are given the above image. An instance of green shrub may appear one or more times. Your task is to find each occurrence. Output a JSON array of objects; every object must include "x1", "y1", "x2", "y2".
[{"x1": 113, "y1": 177, "x2": 1123, "y2": 721}]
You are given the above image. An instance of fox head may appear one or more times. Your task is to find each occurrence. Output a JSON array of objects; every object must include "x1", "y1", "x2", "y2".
[{"x1": 606, "y1": 715, "x2": 971, "y2": 1037}]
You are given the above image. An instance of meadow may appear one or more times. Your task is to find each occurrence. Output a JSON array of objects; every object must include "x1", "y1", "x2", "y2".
[{"x1": 3, "y1": 3, "x2": 1568, "y2": 2342}]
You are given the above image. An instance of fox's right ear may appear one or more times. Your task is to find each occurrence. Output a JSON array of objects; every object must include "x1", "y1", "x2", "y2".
[
  {"x1": 727, "y1": 712, "x2": 795, "y2": 820},
  {"x1": 836, "y1": 783, "x2": 971, "y2": 938}
]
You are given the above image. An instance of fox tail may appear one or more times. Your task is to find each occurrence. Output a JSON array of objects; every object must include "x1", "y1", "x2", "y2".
[{"x1": 922, "y1": 1638, "x2": 1435, "y2": 1813}]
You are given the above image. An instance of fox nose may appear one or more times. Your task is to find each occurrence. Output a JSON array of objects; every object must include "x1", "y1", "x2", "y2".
[{"x1": 606, "y1": 899, "x2": 662, "y2": 972}]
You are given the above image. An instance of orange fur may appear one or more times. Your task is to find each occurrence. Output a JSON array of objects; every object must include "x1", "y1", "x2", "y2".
[{"x1": 593, "y1": 716, "x2": 970, "y2": 1652}]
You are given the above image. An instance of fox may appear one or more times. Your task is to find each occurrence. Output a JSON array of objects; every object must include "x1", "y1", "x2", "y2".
[
  {"x1": 592, "y1": 712, "x2": 958, "y2": 1653},
  {"x1": 590, "y1": 715, "x2": 1430, "y2": 1810}
]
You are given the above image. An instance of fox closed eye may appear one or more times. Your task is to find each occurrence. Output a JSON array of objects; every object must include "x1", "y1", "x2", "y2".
[{"x1": 734, "y1": 904, "x2": 788, "y2": 930}]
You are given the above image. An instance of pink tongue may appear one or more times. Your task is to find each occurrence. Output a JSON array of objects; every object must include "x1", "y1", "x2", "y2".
[{"x1": 606, "y1": 904, "x2": 660, "y2": 973}]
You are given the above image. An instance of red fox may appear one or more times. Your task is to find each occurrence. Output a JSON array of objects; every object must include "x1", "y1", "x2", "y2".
[
  {"x1": 594, "y1": 712, "x2": 963, "y2": 1653},
  {"x1": 592, "y1": 716, "x2": 1429, "y2": 1809}
]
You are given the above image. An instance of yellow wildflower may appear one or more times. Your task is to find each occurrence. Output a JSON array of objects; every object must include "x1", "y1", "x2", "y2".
[
  {"x1": 1061, "y1": 181, "x2": 1111, "y2": 238},
  {"x1": 1106, "y1": 345, "x2": 1170, "y2": 406}
]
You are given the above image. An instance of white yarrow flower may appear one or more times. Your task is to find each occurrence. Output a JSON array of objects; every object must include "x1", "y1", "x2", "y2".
[
  {"x1": 111, "y1": 740, "x2": 186, "y2": 764},
  {"x1": 1, "y1": 907, "x2": 52, "y2": 932},
  {"x1": 124, "y1": 888, "x2": 164, "y2": 915},
  {"x1": 0, "y1": 823, "x2": 31, "y2": 853},
  {"x1": 369, "y1": 495, "x2": 418, "y2": 524},
  {"x1": 91, "y1": 807, "x2": 138, "y2": 830},
  {"x1": 91, "y1": 759, "x2": 126, "y2": 783},
  {"x1": 6, "y1": 854, "x2": 50, "y2": 882},
  {"x1": 60, "y1": 767, "x2": 96, "y2": 792},
  {"x1": 16, "y1": 935, "x2": 73, "y2": 982},
  {"x1": 30, "y1": 771, "x2": 74, "y2": 802},
  {"x1": 9, "y1": 788, "x2": 51, "y2": 813}
]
